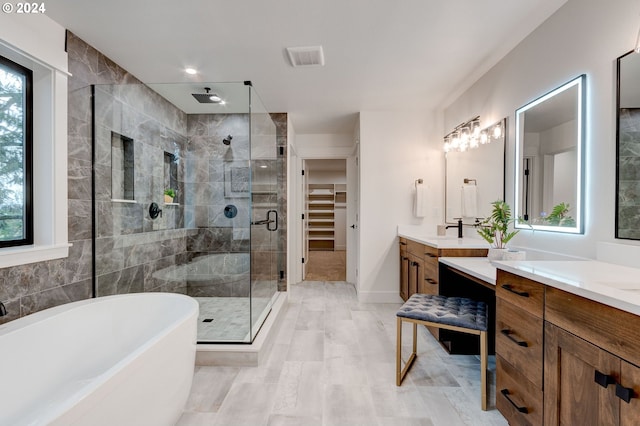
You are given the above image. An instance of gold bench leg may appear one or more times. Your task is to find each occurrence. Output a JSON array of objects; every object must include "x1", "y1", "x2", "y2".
[
  {"x1": 396, "y1": 317, "x2": 417, "y2": 386},
  {"x1": 480, "y1": 330, "x2": 488, "y2": 411}
]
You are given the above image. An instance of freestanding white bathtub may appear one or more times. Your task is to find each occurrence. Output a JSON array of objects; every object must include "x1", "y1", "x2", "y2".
[{"x1": 0, "y1": 292, "x2": 198, "y2": 426}]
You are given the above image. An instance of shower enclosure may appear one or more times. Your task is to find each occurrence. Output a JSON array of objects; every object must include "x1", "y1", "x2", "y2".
[{"x1": 91, "y1": 81, "x2": 281, "y2": 343}]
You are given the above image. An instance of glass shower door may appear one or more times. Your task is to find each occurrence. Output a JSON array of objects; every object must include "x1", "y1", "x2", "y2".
[{"x1": 249, "y1": 86, "x2": 278, "y2": 341}]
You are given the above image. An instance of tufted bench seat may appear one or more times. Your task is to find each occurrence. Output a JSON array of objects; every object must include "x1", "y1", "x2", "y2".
[{"x1": 396, "y1": 293, "x2": 489, "y2": 410}]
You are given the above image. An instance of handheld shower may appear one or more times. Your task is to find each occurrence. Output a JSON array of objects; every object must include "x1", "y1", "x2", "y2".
[{"x1": 223, "y1": 135, "x2": 233, "y2": 145}]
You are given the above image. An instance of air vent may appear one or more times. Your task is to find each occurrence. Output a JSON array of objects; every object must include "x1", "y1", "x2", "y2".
[{"x1": 286, "y1": 46, "x2": 325, "y2": 67}]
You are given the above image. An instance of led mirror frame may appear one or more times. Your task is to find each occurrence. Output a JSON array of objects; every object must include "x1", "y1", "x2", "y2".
[{"x1": 514, "y1": 74, "x2": 585, "y2": 234}]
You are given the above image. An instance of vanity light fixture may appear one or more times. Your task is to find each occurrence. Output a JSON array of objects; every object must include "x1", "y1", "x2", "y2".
[{"x1": 443, "y1": 116, "x2": 503, "y2": 152}]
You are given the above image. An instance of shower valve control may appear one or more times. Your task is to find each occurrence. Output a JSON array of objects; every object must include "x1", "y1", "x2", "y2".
[{"x1": 149, "y1": 202, "x2": 163, "y2": 219}]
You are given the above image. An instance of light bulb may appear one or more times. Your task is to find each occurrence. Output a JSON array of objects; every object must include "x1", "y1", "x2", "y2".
[
  {"x1": 472, "y1": 120, "x2": 481, "y2": 138},
  {"x1": 493, "y1": 123, "x2": 502, "y2": 139},
  {"x1": 480, "y1": 130, "x2": 489, "y2": 144}
]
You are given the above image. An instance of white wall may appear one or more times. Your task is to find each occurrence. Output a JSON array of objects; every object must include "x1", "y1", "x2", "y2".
[
  {"x1": 358, "y1": 110, "x2": 441, "y2": 302},
  {"x1": 443, "y1": 0, "x2": 639, "y2": 259},
  {"x1": 296, "y1": 134, "x2": 354, "y2": 158}
]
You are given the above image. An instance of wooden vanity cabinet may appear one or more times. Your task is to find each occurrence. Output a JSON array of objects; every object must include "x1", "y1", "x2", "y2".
[
  {"x1": 399, "y1": 238, "x2": 423, "y2": 301},
  {"x1": 495, "y1": 269, "x2": 640, "y2": 425},
  {"x1": 398, "y1": 237, "x2": 487, "y2": 301},
  {"x1": 495, "y1": 270, "x2": 545, "y2": 425},
  {"x1": 399, "y1": 238, "x2": 409, "y2": 301},
  {"x1": 544, "y1": 287, "x2": 640, "y2": 426}
]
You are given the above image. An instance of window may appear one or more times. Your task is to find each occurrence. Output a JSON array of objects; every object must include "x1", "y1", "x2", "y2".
[{"x1": 0, "y1": 55, "x2": 33, "y2": 247}]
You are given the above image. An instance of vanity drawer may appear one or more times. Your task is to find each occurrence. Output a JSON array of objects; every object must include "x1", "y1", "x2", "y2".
[
  {"x1": 496, "y1": 298, "x2": 543, "y2": 389},
  {"x1": 421, "y1": 262, "x2": 438, "y2": 294},
  {"x1": 496, "y1": 270, "x2": 544, "y2": 318},
  {"x1": 497, "y1": 355, "x2": 543, "y2": 426},
  {"x1": 406, "y1": 240, "x2": 425, "y2": 258},
  {"x1": 424, "y1": 244, "x2": 439, "y2": 259},
  {"x1": 546, "y1": 286, "x2": 640, "y2": 367}
]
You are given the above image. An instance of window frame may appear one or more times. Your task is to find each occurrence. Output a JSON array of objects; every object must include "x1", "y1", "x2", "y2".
[{"x1": 0, "y1": 54, "x2": 33, "y2": 248}]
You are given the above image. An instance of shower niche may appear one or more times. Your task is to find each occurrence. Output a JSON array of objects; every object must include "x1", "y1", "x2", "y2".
[{"x1": 111, "y1": 132, "x2": 135, "y2": 202}]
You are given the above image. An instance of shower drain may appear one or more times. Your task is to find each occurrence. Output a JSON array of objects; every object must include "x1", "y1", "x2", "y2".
[{"x1": 203, "y1": 318, "x2": 214, "y2": 323}]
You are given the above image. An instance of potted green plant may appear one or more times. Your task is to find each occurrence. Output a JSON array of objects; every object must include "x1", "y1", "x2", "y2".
[
  {"x1": 164, "y1": 188, "x2": 176, "y2": 203},
  {"x1": 477, "y1": 200, "x2": 520, "y2": 260}
]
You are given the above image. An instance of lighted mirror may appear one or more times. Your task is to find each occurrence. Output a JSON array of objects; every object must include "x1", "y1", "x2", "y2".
[
  {"x1": 514, "y1": 74, "x2": 585, "y2": 233},
  {"x1": 616, "y1": 51, "x2": 640, "y2": 239},
  {"x1": 445, "y1": 119, "x2": 506, "y2": 225}
]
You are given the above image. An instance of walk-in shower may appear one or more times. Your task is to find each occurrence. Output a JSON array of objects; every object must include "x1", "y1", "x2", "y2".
[{"x1": 91, "y1": 81, "x2": 282, "y2": 343}]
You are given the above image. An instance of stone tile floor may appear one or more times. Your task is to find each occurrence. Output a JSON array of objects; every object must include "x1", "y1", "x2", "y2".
[{"x1": 178, "y1": 281, "x2": 508, "y2": 426}]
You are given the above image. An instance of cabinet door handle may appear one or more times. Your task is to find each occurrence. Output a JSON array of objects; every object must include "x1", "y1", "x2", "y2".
[
  {"x1": 500, "y1": 389, "x2": 528, "y2": 414},
  {"x1": 425, "y1": 278, "x2": 437, "y2": 285},
  {"x1": 594, "y1": 370, "x2": 616, "y2": 388},
  {"x1": 501, "y1": 284, "x2": 529, "y2": 298},
  {"x1": 501, "y1": 329, "x2": 528, "y2": 347},
  {"x1": 425, "y1": 253, "x2": 437, "y2": 258},
  {"x1": 400, "y1": 242, "x2": 407, "y2": 246},
  {"x1": 616, "y1": 383, "x2": 635, "y2": 403}
]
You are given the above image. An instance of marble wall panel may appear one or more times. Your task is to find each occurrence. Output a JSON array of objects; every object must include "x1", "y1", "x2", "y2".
[{"x1": 618, "y1": 108, "x2": 640, "y2": 239}]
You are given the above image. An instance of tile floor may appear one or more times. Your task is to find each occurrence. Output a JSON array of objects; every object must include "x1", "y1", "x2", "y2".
[{"x1": 177, "y1": 281, "x2": 508, "y2": 426}]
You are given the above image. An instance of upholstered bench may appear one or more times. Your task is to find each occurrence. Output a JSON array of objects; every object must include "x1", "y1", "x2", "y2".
[{"x1": 396, "y1": 293, "x2": 489, "y2": 410}]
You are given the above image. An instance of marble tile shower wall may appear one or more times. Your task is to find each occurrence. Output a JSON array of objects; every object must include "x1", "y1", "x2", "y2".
[
  {"x1": 618, "y1": 108, "x2": 640, "y2": 239},
  {"x1": 93, "y1": 83, "x2": 193, "y2": 296},
  {"x1": 0, "y1": 33, "x2": 289, "y2": 325}
]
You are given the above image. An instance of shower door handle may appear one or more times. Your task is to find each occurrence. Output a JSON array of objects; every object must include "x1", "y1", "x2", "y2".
[
  {"x1": 251, "y1": 210, "x2": 278, "y2": 231},
  {"x1": 267, "y1": 209, "x2": 278, "y2": 231}
]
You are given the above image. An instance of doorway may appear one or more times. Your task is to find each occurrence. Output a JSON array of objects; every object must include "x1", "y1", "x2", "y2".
[{"x1": 304, "y1": 159, "x2": 347, "y2": 281}]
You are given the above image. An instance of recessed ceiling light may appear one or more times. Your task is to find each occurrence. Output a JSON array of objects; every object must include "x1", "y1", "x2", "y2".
[
  {"x1": 185, "y1": 67, "x2": 197, "y2": 75},
  {"x1": 209, "y1": 94, "x2": 222, "y2": 102}
]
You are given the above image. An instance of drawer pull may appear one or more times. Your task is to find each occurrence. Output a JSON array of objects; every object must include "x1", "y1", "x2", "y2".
[
  {"x1": 400, "y1": 242, "x2": 407, "y2": 246},
  {"x1": 616, "y1": 383, "x2": 635, "y2": 403},
  {"x1": 594, "y1": 370, "x2": 616, "y2": 388},
  {"x1": 425, "y1": 278, "x2": 437, "y2": 285},
  {"x1": 500, "y1": 389, "x2": 528, "y2": 414},
  {"x1": 425, "y1": 253, "x2": 437, "y2": 258},
  {"x1": 501, "y1": 329, "x2": 528, "y2": 347},
  {"x1": 501, "y1": 284, "x2": 529, "y2": 298}
]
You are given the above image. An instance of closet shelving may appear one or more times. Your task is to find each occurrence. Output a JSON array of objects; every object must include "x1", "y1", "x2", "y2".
[
  {"x1": 306, "y1": 183, "x2": 347, "y2": 251},
  {"x1": 307, "y1": 184, "x2": 336, "y2": 251}
]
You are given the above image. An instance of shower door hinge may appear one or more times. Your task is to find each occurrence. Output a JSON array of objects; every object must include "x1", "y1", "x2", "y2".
[
  {"x1": 279, "y1": 146, "x2": 284, "y2": 156},
  {"x1": 302, "y1": 257, "x2": 305, "y2": 264}
]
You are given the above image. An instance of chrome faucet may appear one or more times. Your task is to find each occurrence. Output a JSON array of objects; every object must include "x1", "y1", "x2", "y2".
[
  {"x1": 0, "y1": 301, "x2": 7, "y2": 317},
  {"x1": 446, "y1": 218, "x2": 463, "y2": 238}
]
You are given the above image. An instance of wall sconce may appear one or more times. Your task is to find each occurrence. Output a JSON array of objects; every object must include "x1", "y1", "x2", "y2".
[{"x1": 443, "y1": 116, "x2": 502, "y2": 152}]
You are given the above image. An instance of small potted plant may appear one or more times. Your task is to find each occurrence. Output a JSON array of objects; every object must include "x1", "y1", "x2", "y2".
[
  {"x1": 164, "y1": 188, "x2": 176, "y2": 203},
  {"x1": 477, "y1": 200, "x2": 519, "y2": 260}
]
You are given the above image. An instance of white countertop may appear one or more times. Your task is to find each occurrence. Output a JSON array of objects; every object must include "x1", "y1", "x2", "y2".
[
  {"x1": 494, "y1": 260, "x2": 640, "y2": 317},
  {"x1": 439, "y1": 257, "x2": 497, "y2": 285},
  {"x1": 398, "y1": 232, "x2": 489, "y2": 249},
  {"x1": 440, "y1": 256, "x2": 640, "y2": 317}
]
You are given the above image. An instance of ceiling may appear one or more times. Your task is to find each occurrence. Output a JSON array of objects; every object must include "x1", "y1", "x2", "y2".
[{"x1": 46, "y1": 0, "x2": 567, "y2": 135}]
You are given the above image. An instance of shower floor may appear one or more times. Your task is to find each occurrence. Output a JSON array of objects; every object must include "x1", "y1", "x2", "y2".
[{"x1": 195, "y1": 296, "x2": 272, "y2": 342}]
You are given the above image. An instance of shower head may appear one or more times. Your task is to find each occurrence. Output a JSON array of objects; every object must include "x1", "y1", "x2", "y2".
[
  {"x1": 191, "y1": 87, "x2": 223, "y2": 104},
  {"x1": 223, "y1": 135, "x2": 233, "y2": 145}
]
